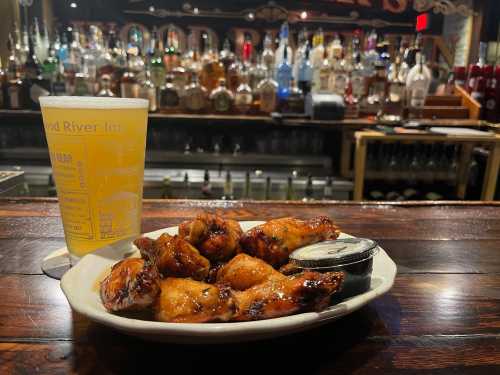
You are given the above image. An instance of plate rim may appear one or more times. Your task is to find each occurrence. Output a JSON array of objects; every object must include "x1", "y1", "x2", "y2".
[{"x1": 60, "y1": 221, "x2": 397, "y2": 337}]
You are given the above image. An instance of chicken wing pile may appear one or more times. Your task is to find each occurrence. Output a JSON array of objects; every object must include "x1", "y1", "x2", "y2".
[{"x1": 100, "y1": 213, "x2": 343, "y2": 323}]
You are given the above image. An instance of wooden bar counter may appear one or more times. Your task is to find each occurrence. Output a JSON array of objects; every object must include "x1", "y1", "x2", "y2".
[{"x1": 1, "y1": 198, "x2": 500, "y2": 374}]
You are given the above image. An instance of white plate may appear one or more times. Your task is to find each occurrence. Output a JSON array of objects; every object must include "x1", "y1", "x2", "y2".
[{"x1": 61, "y1": 221, "x2": 397, "y2": 343}]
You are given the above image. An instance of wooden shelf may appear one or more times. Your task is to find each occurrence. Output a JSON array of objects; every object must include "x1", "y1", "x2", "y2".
[{"x1": 0, "y1": 109, "x2": 490, "y2": 129}]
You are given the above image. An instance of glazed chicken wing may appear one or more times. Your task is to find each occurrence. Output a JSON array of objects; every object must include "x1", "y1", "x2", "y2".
[
  {"x1": 217, "y1": 253, "x2": 284, "y2": 290},
  {"x1": 240, "y1": 216, "x2": 340, "y2": 267},
  {"x1": 134, "y1": 234, "x2": 210, "y2": 281},
  {"x1": 100, "y1": 258, "x2": 160, "y2": 312},
  {"x1": 232, "y1": 271, "x2": 344, "y2": 321},
  {"x1": 179, "y1": 213, "x2": 243, "y2": 262},
  {"x1": 154, "y1": 278, "x2": 235, "y2": 323}
]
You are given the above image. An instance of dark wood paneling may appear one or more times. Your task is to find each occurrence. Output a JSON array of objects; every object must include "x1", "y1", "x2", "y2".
[{"x1": 2, "y1": 199, "x2": 500, "y2": 373}]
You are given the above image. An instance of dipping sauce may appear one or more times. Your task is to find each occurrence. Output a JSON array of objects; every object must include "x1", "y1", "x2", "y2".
[{"x1": 289, "y1": 238, "x2": 378, "y2": 300}]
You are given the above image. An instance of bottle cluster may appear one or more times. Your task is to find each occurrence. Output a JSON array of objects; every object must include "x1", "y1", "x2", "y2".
[{"x1": 0, "y1": 20, "x2": 460, "y2": 119}]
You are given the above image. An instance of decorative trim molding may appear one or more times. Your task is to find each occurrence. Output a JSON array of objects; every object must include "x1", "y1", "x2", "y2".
[
  {"x1": 124, "y1": 2, "x2": 413, "y2": 28},
  {"x1": 413, "y1": 0, "x2": 476, "y2": 17}
]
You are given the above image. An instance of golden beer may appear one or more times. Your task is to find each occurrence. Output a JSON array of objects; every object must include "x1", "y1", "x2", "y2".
[{"x1": 40, "y1": 97, "x2": 148, "y2": 263}]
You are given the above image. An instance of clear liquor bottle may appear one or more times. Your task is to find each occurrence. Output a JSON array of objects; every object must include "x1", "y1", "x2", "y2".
[
  {"x1": 384, "y1": 54, "x2": 406, "y2": 120},
  {"x1": 293, "y1": 28, "x2": 308, "y2": 82},
  {"x1": 235, "y1": 70, "x2": 253, "y2": 114},
  {"x1": 406, "y1": 53, "x2": 431, "y2": 118},
  {"x1": 366, "y1": 61, "x2": 388, "y2": 111},
  {"x1": 363, "y1": 30, "x2": 379, "y2": 77},
  {"x1": 249, "y1": 55, "x2": 267, "y2": 92},
  {"x1": 351, "y1": 33, "x2": 366, "y2": 102},
  {"x1": 184, "y1": 73, "x2": 207, "y2": 113},
  {"x1": 261, "y1": 33, "x2": 275, "y2": 72},
  {"x1": 139, "y1": 69, "x2": 157, "y2": 112},
  {"x1": 24, "y1": 34, "x2": 50, "y2": 109},
  {"x1": 256, "y1": 68, "x2": 278, "y2": 114},
  {"x1": 219, "y1": 39, "x2": 235, "y2": 73},
  {"x1": 210, "y1": 78, "x2": 234, "y2": 113}
]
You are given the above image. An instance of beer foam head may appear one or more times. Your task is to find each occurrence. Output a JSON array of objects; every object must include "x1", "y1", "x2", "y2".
[{"x1": 40, "y1": 96, "x2": 149, "y2": 109}]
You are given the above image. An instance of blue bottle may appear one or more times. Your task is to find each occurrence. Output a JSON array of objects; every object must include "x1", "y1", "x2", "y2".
[{"x1": 277, "y1": 47, "x2": 292, "y2": 99}]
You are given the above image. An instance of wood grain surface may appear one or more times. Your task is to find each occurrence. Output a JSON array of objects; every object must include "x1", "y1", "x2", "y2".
[{"x1": 1, "y1": 198, "x2": 500, "y2": 374}]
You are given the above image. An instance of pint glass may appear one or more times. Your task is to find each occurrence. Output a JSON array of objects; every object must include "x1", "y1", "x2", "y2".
[{"x1": 40, "y1": 97, "x2": 149, "y2": 264}]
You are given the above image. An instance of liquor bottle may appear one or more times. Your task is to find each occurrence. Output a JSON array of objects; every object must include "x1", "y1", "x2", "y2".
[
  {"x1": 149, "y1": 27, "x2": 165, "y2": 88},
  {"x1": 201, "y1": 169, "x2": 212, "y2": 198},
  {"x1": 7, "y1": 33, "x2": 19, "y2": 81},
  {"x1": 7, "y1": 75, "x2": 26, "y2": 110},
  {"x1": 120, "y1": 55, "x2": 140, "y2": 98},
  {"x1": 327, "y1": 33, "x2": 343, "y2": 62},
  {"x1": 351, "y1": 34, "x2": 366, "y2": 102},
  {"x1": 286, "y1": 176, "x2": 295, "y2": 200},
  {"x1": 293, "y1": 28, "x2": 308, "y2": 82},
  {"x1": 183, "y1": 172, "x2": 190, "y2": 199},
  {"x1": 297, "y1": 46, "x2": 313, "y2": 95},
  {"x1": 249, "y1": 56, "x2": 266, "y2": 92},
  {"x1": 275, "y1": 22, "x2": 293, "y2": 79},
  {"x1": 73, "y1": 72, "x2": 92, "y2": 96},
  {"x1": 303, "y1": 175, "x2": 314, "y2": 202},
  {"x1": 161, "y1": 177, "x2": 173, "y2": 199},
  {"x1": 200, "y1": 33, "x2": 225, "y2": 94},
  {"x1": 256, "y1": 67, "x2": 278, "y2": 114},
  {"x1": 404, "y1": 34, "x2": 421, "y2": 69},
  {"x1": 281, "y1": 79, "x2": 304, "y2": 113},
  {"x1": 210, "y1": 78, "x2": 234, "y2": 113},
  {"x1": 227, "y1": 58, "x2": 241, "y2": 93},
  {"x1": 24, "y1": 34, "x2": 50, "y2": 109},
  {"x1": 127, "y1": 26, "x2": 145, "y2": 75},
  {"x1": 261, "y1": 33, "x2": 275, "y2": 72},
  {"x1": 311, "y1": 28, "x2": 325, "y2": 75},
  {"x1": 384, "y1": 54, "x2": 406, "y2": 120},
  {"x1": 184, "y1": 73, "x2": 207, "y2": 113},
  {"x1": 483, "y1": 65, "x2": 497, "y2": 122},
  {"x1": 454, "y1": 66, "x2": 467, "y2": 87},
  {"x1": 51, "y1": 61, "x2": 67, "y2": 96},
  {"x1": 315, "y1": 49, "x2": 331, "y2": 93},
  {"x1": 468, "y1": 42, "x2": 487, "y2": 101},
  {"x1": 0, "y1": 58, "x2": 5, "y2": 108},
  {"x1": 172, "y1": 64, "x2": 187, "y2": 98},
  {"x1": 163, "y1": 27, "x2": 180, "y2": 73},
  {"x1": 184, "y1": 32, "x2": 201, "y2": 76},
  {"x1": 277, "y1": 46, "x2": 292, "y2": 100},
  {"x1": 139, "y1": 69, "x2": 157, "y2": 112},
  {"x1": 329, "y1": 50, "x2": 348, "y2": 96},
  {"x1": 366, "y1": 61, "x2": 388, "y2": 111},
  {"x1": 323, "y1": 176, "x2": 333, "y2": 200},
  {"x1": 68, "y1": 28, "x2": 84, "y2": 74},
  {"x1": 159, "y1": 74, "x2": 181, "y2": 112},
  {"x1": 243, "y1": 170, "x2": 252, "y2": 199},
  {"x1": 265, "y1": 176, "x2": 271, "y2": 200},
  {"x1": 406, "y1": 53, "x2": 431, "y2": 117},
  {"x1": 219, "y1": 39, "x2": 235, "y2": 73},
  {"x1": 41, "y1": 47, "x2": 58, "y2": 85},
  {"x1": 363, "y1": 30, "x2": 379, "y2": 77},
  {"x1": 234, "y1": 70, "x2": 253, "y2": 114},
  {"x1": 222, "y1": 170, "x2": 234, "y2": 200},
  {"x1": 97, "y1": 74, "x2": 115, "y2": 97},
  {"x1": 33, "y1": 18, "x2": 47, "y2": 64}
]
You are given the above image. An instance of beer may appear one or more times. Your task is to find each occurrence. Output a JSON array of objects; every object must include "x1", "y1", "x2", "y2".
[{"x1": 40, "y1": 96, "x2": 148, "y2": 263}]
